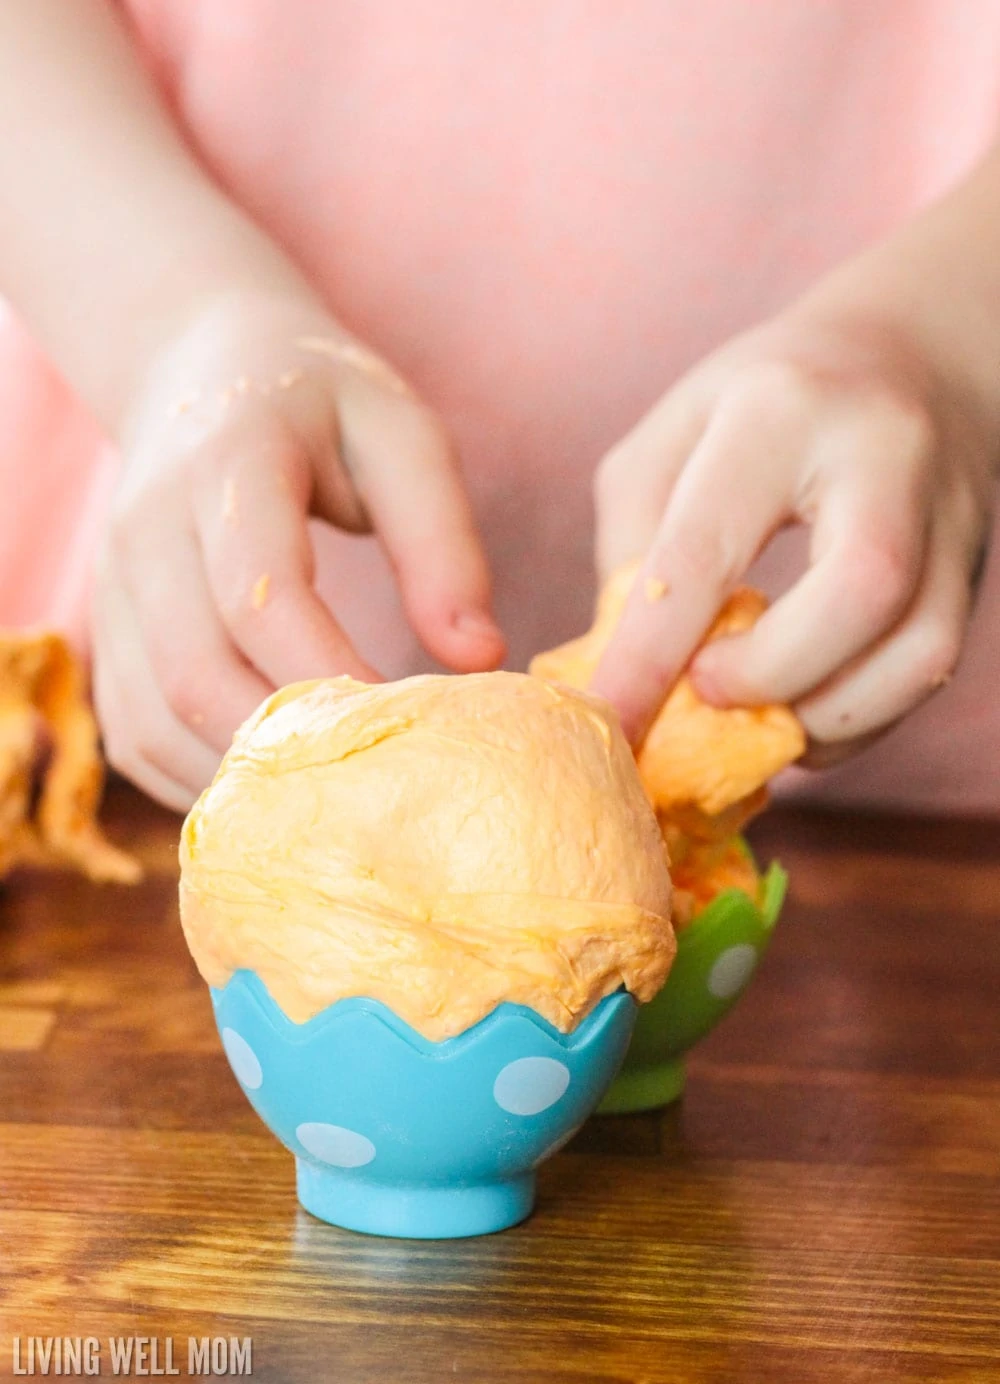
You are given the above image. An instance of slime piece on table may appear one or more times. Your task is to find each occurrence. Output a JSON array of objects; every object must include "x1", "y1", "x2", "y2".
[
  {"x1": 0, "y1": 632, "x2": 141, "y2": 883},
  {"x1": 179, "y1": 672, "x2": 675, "y2": 1040}
]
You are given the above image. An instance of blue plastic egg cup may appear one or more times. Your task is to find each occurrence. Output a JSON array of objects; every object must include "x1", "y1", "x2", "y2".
[{"x1": 211, "y1": 971, "x2": 635, "y2": 1240}]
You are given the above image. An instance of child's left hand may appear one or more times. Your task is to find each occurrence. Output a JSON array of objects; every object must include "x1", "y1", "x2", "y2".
[{"x1": 589, "y1": 306, "x2": 996, "y2": 764}]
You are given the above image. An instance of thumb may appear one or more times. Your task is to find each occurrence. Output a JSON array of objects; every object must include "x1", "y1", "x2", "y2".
[{"x1": 330, "y1": 360, "x2": 505, "y2": 673}]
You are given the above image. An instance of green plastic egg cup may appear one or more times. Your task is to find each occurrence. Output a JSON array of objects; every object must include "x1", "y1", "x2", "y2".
[{"x1": 599, "y1": 854, "x2": 787, "y2": 1114}]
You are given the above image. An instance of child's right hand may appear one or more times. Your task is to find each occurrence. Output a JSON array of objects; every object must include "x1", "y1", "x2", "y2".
[{"x1": 92, "y1": 293, "x2": 505, "y2": 809}]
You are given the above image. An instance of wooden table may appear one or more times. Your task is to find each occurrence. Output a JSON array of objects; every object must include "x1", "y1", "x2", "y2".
[{"x1": 1, "y1": 783, "x2": 998, "y2": 1383}]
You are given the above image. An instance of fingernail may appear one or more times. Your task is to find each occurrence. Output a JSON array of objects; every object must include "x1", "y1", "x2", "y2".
[{"x1": 453, "y1": 610, "x2": 503, "y2": 642}]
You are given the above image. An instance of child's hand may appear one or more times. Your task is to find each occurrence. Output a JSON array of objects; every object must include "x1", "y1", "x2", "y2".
[
  {"x1": 0, "y1": 0, "x2": 503, "y2": 810},
  {"x1": 590, "y1": 309, "x2": 995, "y2": 763},
  {"x1": 92, "y1": 294, "x2": 504, "y2": 809}
]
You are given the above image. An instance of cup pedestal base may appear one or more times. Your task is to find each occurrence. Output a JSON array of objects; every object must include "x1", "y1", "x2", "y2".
[{"x1": 296, "y1": 1160, "x2": 536, "y2": 1239}]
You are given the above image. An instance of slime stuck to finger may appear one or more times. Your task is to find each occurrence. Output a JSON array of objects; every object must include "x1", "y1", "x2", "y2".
[{"x1": 531, "y1": 564, "x2": 806, "y2": 926}]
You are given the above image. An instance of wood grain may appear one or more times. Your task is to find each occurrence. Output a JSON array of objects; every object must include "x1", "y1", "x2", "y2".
[{"x1": 0, "y1": 781, "x2": 998, "y2": 1383}]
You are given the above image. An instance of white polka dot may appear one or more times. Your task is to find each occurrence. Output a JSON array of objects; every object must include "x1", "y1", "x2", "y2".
[
  {"x1": 493, "y1": 1057, "x2": 571, "y2": 1115},
  {"x1": 707, "y1": 944, "x2": 759, "y2": 999},
  {"x1": 296, "y1": 1122, "x2": 376, "y2": 1168},
  {"x1": 221, "y1": 1028, "x2": 262, "y2": 1090}
]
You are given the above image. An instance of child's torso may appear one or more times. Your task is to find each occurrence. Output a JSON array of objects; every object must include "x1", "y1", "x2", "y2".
[{"x1": 4, "y1": 0, "x2": 1000, "y2": 809}]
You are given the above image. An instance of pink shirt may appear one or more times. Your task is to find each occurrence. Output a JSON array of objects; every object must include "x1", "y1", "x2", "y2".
[{"x1": 3, "y1": 0, "x2": 999, "y2": 813}]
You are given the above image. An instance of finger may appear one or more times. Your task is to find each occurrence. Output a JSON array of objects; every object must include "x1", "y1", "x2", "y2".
[
  {"x1": 191, "y1": 414, "x2": 381, "y2": 687},
  {"x1": 334, "y1": 367, "x2": 505, "y2": 672},
  {"x1": 594, "y1": 384, "x2": 711, "y2": 580},
  {"x1": 91, "y1": 580, "x2": 216, "y2": 810},
  {"x1": 95, "y1": 646, "x2": 195, "y2": 811},
  {"x1": 794, "y1": 511, "x2": 973, "y2": 751},
  {"x1": 691, "y1": 449, "x2": 930, "y2": 708},
  {"x1": 122, "y1": 515, "x2": 272, "y2": 755},
  {"x1": 589, "y1": 396, "x2": 795, "y2": 743},
  {"x1": 108, "y1": 742, "x2": 195, "y2": 812}
]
